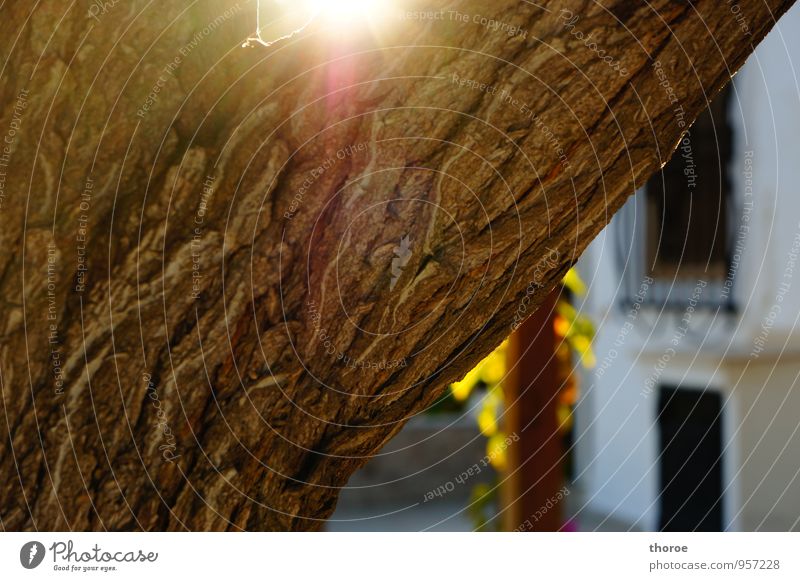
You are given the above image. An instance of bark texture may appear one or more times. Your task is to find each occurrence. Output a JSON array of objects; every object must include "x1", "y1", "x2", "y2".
[{"x1": 0, "y1": 0, "x2": 794, "y2": 530}]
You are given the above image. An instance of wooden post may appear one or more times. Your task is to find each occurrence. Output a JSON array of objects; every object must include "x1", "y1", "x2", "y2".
[{"x1": 502, "y1": 289, "x2": 564, "y2": 531}]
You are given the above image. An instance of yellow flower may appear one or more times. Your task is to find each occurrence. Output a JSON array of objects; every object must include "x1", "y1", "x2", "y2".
[
  {"x1": 563, "y1": 268, "x2": 587, "y2": 296},
  {"x1": 450, "y1": 365, "x2": 481, "y2": 401},
  {"x1": 570, "y1": 334, "x2": 596, "y2": 368},
  {"x1": 487, "y1": 433, "x2": 509, "y2": 471},
  {"x1": 478, "y1": 350, "x2": 505, "y2": 385},
  {"x1": 477, "y1": 407, "x2": 498, "y2": 437},
  {"x1": 450, "y1": 340, "x2": 508, "y2": 401}
]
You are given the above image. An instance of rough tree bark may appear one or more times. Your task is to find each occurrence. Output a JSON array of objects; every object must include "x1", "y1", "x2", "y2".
[{"x1": 0, "y1": 0, "x2": 794, "y2": 531}]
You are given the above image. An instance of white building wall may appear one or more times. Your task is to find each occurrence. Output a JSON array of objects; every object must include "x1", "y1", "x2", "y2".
[{"x1": 573, "y1": 4, "x2": 800, "y2": 531}]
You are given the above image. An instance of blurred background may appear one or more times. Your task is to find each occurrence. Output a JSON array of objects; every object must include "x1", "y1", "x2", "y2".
[{"x1": 328, "y1": 3, "x2": 800, "y2": 532}]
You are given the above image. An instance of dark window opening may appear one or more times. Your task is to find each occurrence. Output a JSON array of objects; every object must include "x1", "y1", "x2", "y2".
[{"x1": 646, "y1": 85, "x2": 733, "y2": 281}]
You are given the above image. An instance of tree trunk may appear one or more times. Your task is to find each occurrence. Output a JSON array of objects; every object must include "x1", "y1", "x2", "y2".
[{"x1": 0, "y1": 0, "x2": 793, "y2": 531}]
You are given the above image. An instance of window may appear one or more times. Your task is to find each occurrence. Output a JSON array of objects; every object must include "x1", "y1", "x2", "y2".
[
  {"x1": 645, "y1": 85, "x2": 733, "y2": 281},
  {"x1": 613, "y1": 84, "x2": 736, "y2": 309}
]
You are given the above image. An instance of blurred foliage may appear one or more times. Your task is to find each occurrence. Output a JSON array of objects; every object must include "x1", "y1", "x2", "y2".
[
  {"x1": 450, "y1": 340, "x2": 508, "y2": 403},
  {"x1": 448, "y1": 268, "x2": 595, "y2": 530},
  {"x1": 467, "y1": 482, "x2": 500, "y2": 532},
  {"x1": 554, "y1": 300, "x2": 596, "y2": 369}
]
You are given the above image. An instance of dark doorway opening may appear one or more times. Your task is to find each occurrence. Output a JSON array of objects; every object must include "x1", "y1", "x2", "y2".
[{"x1": 657, "y1": 386, "x2": 724, "y2": 531}]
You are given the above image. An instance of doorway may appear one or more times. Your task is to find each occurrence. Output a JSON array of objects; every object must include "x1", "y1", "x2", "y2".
[{"x1": 657, "y1": 385, "x2": 724, "y2": 531}]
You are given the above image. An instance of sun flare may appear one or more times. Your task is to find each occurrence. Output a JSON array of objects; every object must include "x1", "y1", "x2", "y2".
[
  {"x1": 304, "y1": 0, "x2": 393, "y2": 23},
  {"x1": 246, "y1": 0, "x2": 394, "y2": 47}
]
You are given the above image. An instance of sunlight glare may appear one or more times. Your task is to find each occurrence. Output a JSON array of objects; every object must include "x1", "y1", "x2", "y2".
[
  {"x1": 246, "y1": 0, "x2": 395, "y2": 48},
  {"x1": 304, "y1": 0, "x2": 393, "y2": 23}
]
